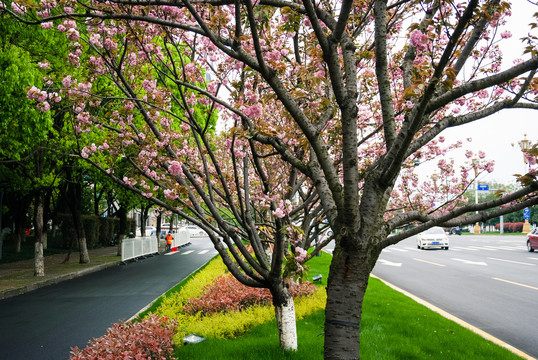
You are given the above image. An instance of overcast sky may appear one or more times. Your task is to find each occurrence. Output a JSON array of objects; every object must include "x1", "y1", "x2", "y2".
[{"x1": 419, "y1": 2, "x2": 538, "y2": 186}]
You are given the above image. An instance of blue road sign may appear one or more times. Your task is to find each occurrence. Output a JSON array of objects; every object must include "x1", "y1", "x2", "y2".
[
  {"x1": 524, "y1": 207, "x2": 530, "y2": 220},
  {"x1": 477, "y1": 184, "x2": 489, "y2": 191}
]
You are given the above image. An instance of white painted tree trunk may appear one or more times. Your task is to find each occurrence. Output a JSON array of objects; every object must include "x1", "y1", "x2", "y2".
[
  {"x1": 274, "y1": 294, "x2": 298, "y2": 351},
  {"x1": 34, "y1": 242, "x2": 44, "y2": 277}
]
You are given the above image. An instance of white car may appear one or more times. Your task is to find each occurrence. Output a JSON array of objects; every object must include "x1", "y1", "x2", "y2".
[
  {"x1": 416, "y1": 227, "x2": 449, "y2": 250},
  {"x1": 185, "y1": 225, "x2": 206, "y2": 237},
  {"x1": 137, "y1": 226, "x2": 156, "y2": 237}
]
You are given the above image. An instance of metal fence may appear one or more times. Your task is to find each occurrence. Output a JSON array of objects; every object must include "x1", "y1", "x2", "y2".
[{"x1": 121, "y1": 236, "x2": 159, "y2": 261}]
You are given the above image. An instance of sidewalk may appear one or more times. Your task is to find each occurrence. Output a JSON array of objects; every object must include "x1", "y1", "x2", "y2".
[{"x1": 0, "y1": 246, "x2": 121, "y2": 300}]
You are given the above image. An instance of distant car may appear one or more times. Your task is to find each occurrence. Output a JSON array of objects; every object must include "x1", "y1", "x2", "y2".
[
  {"x1": 416, "y1": 227, "x2": 449, "y2": 250},
  {"x1": 137, "y1": 226, "x2": 156, "y2": 237},
  {"x1": 448, "y1": 226, "x2": 461, "y2": 235},
  {"x1": 185, "y1": 225, "x2": 206, "y2": 237},
  {"x1": 526, "y1": 228, "x2": 538, "y2": 252}
]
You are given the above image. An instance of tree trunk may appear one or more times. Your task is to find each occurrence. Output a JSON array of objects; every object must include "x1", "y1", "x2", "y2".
[
  {"x1": 271, "y1": 281, "x2": 298, "y2": 351},
  {"x1": 34, "y1": 192, "x2": 45, "y2": 276},
  {"x1": 66, "y1": 178, "x2": 90, "y2": 264},
  {"x1": 323, "y1": 243, "x2": 380, "y2": 359}
]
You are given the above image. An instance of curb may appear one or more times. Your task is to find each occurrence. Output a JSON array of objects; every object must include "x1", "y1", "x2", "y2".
[
  {"x1": 0, "y1": 260, "x2": 120, "y2": 301},
  {"x1": 371, "y1": 274, "x2": 536, "y2": 360}
]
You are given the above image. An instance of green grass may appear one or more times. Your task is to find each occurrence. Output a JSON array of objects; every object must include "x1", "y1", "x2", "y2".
[{"x1": 143, "y1": 250, "x2": 523, "y2": 360}]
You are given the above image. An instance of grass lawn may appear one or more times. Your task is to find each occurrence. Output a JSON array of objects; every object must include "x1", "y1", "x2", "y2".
[{"x1": 143, "y1": 251, "x2": 523, "y2": 360}]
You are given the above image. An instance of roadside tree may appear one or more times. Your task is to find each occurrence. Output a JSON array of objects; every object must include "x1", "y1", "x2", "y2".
[{"x1": 5, "y1": 1, "x2": 538, "y2": 358}]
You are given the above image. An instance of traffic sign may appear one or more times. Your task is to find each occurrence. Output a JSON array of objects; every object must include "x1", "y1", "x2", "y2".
[
  {"x1": 524, "y1": 207, "x2": 530, "y2": 220},
  {"x1": 477, "y1": 184, "x2": 489, "y2": 191}
]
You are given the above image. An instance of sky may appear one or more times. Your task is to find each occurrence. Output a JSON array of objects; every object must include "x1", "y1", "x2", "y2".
[{"x1": 417, "y1": 2, "x2": 538, "y2": 186}]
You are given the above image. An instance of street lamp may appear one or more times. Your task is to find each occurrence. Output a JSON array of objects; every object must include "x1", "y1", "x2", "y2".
[
  {"x1": 518, "y1": 134, "x2": 532, "y2": 234},
  {"x1": 472, "y1": 158, "x2": 480, "y2": 234}
]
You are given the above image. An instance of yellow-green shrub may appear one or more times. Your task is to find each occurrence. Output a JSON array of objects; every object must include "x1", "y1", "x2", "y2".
[{"x1": 151, "y1": 256, "x2": 327, "y2": 345}]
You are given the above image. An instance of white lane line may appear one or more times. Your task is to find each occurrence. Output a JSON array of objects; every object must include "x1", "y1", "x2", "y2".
[
  {"x1": 164, "y1": 251, "x2": 180, "y2": 256},
  {"x1": 451, "y1": 258, "x2": 488, "y2": 266},
  {"x1": 181, "y1": 250, "x2": 195, "y2": 255},
  {"x1": 198, "y1": 250, "x2": 209, "y2": 254},
  {"x1": 493, "y1": 277, "x2": 538, "y2": 291},
  {"x1": 413, "y1": 258, "x2": 446, "y2": 267},
  {"x1": 487, "y1": 257, "x2": 535, "y2": 266},
  {"x1": 467, "y1": 246, "x2": 496, "y2": 252},
  {"x1": 453, "y1": 247, "x2": 479, "y2": 251},
  {"x1": 378, "y1": 259, "x2": 402, "y2": 267},
  {"x1": 527, "y1": 257, "x2": 538, "y2": 261}
]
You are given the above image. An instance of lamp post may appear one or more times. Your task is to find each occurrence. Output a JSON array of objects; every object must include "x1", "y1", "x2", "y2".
[
  {"x1": 472, "y1": 158, "x2": 480, "y2": 234},
  {"x1": 518, "y1": 134, "x2": 532, "y2": 234}
]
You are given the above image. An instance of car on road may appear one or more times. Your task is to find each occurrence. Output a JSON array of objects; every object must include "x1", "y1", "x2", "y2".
[
  {"x1": 526, "y1": 227, "x2": 538, "y2": 252},
  {"x1": 448, "y1": 226, "x2": 461, "y2": 235},
  {"x1": 185, "y1": 225, "x2": 206, "y2": 237},
  {"x1": 416, "y1": 227, "x2": 449, "y2": 250},
  {"x1": 137, "y1": 226, "x2": 156, "y2": 237}
]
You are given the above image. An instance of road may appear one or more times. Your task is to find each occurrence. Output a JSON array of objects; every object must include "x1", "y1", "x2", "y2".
[
  {"x1": 369, "y1": 234, "x2": 538, "y2": 358},
  {"x1": 0, "y1": 237, "x2": 217, "y2": 360}
]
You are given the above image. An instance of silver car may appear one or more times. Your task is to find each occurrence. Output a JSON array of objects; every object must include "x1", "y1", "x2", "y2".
[{"x1": 416, "y1": 227, "x2": 449, "y2": 250}]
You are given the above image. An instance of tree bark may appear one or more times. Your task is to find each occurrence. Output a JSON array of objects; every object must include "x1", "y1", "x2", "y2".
[
  {"x1": 323, "y1": 243, "x2": 380, "y2": 359},
  {"x1": 34, "y1": 192, "x2": 45, "y2": 276},
  {"x1": 66, "y1": 178, "x2": 90, "y2": 264},
  {"x1": 271, "y1": 281, "x2": 298, "y2": 351}
]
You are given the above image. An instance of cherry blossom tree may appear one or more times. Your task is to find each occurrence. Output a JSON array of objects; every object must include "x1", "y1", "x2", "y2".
[{"x1": 4, "y1": 0, "x2": 538, "y2": 358}]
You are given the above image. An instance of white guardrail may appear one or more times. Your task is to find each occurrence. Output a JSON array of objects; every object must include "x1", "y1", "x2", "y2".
[
  {"x1": 171, "y1": 229, "x2": 191, "y2": 249},
  {"x1": 121, "y1": 236, "x2": 159, "y2": 262}
]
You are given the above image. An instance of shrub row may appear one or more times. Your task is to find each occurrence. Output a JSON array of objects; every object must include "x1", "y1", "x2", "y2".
[
  {"x1": 152, "y1": 256, "x2": 326, "y2": 343},
  {"x1": 494, "y1": 222, "x2": 524, "y2": 233},
  {"x1": 183, "y1": 274, "x2": 317, "y2": 315},
  {"x1": 49, "y1": 214, "x2": 136, "y2": 249},
  {"x1": 70, "y1": 315, "x2": 177, "y2": 360}
]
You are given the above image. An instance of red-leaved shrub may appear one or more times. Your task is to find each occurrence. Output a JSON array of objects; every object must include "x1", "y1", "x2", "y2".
[
  {"x1": 70, "y1": 314, "x2": 177, "y2": 360},
  {"x1": 183, "y1": 274, "x2": 317, "y2": 315},
  {"x1": 495, "y1": 222, "x2": 524, "y2": 233}
]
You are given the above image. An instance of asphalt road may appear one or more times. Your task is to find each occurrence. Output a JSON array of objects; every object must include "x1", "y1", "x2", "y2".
[
  {"x1": 0, "y1": 237, "x2": 217, "y2": 360},
  {"x1": 370, "y1": 234, "x2": 538, "y2": 358}
]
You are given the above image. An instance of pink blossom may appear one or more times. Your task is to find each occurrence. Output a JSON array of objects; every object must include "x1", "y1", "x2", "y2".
[
  {"x1": 12, "y1": 2, "x2": 26, "y2": 14},
  {"x1": 66, "y1": 28, "x2": 80, "y2": 41},
  {"x1": 500, "y1": 30, "x2": 512, "y2": 39},
  {"x1": 273, "y1": 208, "x2": 286, "y2": 219},
  {"x1": 409, "y1": 30, "x2": 428, "y2": 51},
  {"x1": 38, "y1": 101, "x2": 50, "y2": 112},
  {"x1": 294, "y1": 247, "x2": 307, "y2": 262},
  {"x1": 57, "y1": 25, "x2": 66, "y2": 32},
  {"x1": 168, "y1": 161, "x2": 183, "y2": 176},
  {"x1": 41, "y1": 22, "x2": 53, "y2": 29}
]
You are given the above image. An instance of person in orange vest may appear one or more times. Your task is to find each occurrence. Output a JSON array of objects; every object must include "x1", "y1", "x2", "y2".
[{"x1": 165, "y1": 231, "x2": 173, "y2": 252}]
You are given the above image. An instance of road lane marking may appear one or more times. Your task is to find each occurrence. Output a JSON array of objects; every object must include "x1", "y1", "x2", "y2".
[
  {"x1": 181, "y1": 250, "x2": 195, "y2": 255},
  {"x1": 164, "y1": 251, "x2": 180, "y2": 256},
  {"x1": 378, "y1": 259, "x2": 402, "y2": 267},
  {"x1": 198, "y1": 250, "x2": 209, "y2": 254},
  {"x1": 371, "y1": 275, "x2": 536, "y2": 360},
  {"x1": 391, "y1": 248, "x2": 408, "y2": 252},
  {"x1": 451, "y1": 258, "x2": 487, "y2": 266},
  {"x1": 527, "y1": 257, "x2": 538, "y2": 261},
  {"x1": 413, "y1": 258, "x2": 445, "y2": 267},
  {"x1": 487, "y1": 257, "x2": 535, "y2": 266},
  {"x1": 493, "y1": 278, "x2": 538, "y2": 292},
  {"x1": 452, "y1": 247, "x2": 478, "y2": 251},
  {"x1": 467, "y1": 246, "x2": 496, "y2": 251}
]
